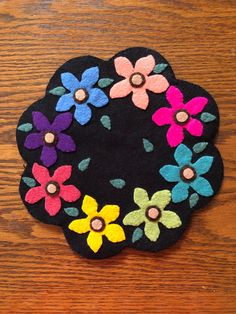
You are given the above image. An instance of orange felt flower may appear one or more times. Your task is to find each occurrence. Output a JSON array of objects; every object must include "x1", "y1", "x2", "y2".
[{"x1": 110, "y1": 55, "x2": 169, "y2": 110}]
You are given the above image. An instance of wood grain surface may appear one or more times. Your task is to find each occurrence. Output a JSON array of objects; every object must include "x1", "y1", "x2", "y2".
[{"x1": 0, "y1": 0, "x2": 236, "y2": 313}]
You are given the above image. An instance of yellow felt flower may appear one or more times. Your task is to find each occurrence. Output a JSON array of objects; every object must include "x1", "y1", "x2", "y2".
[{"x1": 68, "y1": 195, "x2": 126, "y2": 253}]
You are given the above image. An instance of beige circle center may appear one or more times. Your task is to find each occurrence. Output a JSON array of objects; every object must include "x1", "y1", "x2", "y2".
[
  {"x1": 130, "y1": 73, "x2": 145, "y2": 87},
  {"x1": 182, "y1": 167, "x2": 195, "y2": 180},
  {"x1": 147, "y1": 207, "x2": 160, "y2": 220},
  {"x1": 175, "y1": 110, "x2": 189, "y2": 123},
  {"x1": 44, "y1": 132, "x2": 55, "y2": 144},
  {"x1": 74, "y1": 88, "x2": 87, "y2": 102},
  {"x1": 46, "y1": 183, "x2": 58, "y2": 195},
  {"x1": 90, "y1": 218, "x2": 104, "y2": 232}
]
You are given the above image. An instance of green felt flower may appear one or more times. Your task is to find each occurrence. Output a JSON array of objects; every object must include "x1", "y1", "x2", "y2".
[{"x1": 123, "y1": 188, "x2": 182, "y2": 242}]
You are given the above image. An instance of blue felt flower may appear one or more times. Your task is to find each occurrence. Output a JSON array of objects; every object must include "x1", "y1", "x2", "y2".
[
  {"x1": 159, "y1": 144, "x2": 214, "y2": 203},
  {"x1": 55, "y1": 67, "x2": 109, "y2": 125}
]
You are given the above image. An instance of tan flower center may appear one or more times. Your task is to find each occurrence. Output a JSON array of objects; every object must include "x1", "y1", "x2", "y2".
[
  {"x1": 44, "y1": 132, "x2": 56, "y2": 145},
  {"x1": 174, "y1": 110, "x2": 190, "y2": 125},
  {"x1": 146, "y1": 206, "x2": 161, "y2": 221},
  {"x1": 74, "y1": 88, "x2": 88, "y2": 103},
  {"x1": 129, "y1": 72, "x2": 146, "y2": 88},
  {"x1": 180, "y1": 166, "x2": 196, "y2": 182},
  {"x1": 90, "y1": 217, "x2": 105, "y2": 232},
  {"x1": 45, "y1": 181, "x2": 60, "y2": 196}
]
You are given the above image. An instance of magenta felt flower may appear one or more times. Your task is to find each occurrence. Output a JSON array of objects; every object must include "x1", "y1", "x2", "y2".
[
  {"x1": 152, "y1": 86, "x2": 208, "y2": 147},
  {"x1": 110, "y1": 55, "x2": 169, "y2": 110}
]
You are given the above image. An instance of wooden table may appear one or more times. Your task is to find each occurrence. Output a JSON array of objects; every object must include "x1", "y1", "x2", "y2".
[{"x1": 0, "y1": 1, "x2": 235, "y2": 313}]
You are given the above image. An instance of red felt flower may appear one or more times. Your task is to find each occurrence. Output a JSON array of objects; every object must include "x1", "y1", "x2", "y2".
[{"x1": 25, "y1": 163, "x2": 81, "y2": 216}]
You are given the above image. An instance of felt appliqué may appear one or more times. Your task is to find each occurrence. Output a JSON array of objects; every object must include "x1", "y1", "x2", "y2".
[{"x1": 16, "y1": 47, "x2": 224, "y2": 259}]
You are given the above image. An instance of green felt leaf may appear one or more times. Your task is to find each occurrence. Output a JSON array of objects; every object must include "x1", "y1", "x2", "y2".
[
  {"x1": 200, "y1": 112, "x2": 216, "y2": 123},
  {"x1": 193, "y1": 142, "x2": 208, "y2": 153},
  {"x1": 100, "y1": 115, "x2": 111, "y2": 130},
  {"x1": 153, "y1": 63, "x2": 168, "y2": 74},
  {"x1": 98, "y1": 78, "x2": 114, "y2": 88},
  {"x1": 143, "y1": 138, "x2": 154, "y2": 152},
  {"x1": 78, "y1": 158, "x2": 91, "y2": 171},
  {"x1": 132, "y1": 227, "x2": 143, "y2": 243},
  {"x1": 64, "y1": 207, "x2": 79, "y2": 217},
  {"x1": 17, "y1": 123, "x2": 33, "y2": 132},
  {"x1": 49, "y1": 86, "x2": 66, "y2": 96},
  {"x1": 22, "y1": 177, "x2": 36, "y2": 187},
  {"x1": 189, "y1": 193, "x2": 199, "y2": 208},
  {"x1": 110, "y1": 179, "x2": 126, "y2": 189}
]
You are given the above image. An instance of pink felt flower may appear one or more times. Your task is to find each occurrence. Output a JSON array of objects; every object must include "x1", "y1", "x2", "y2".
[
  {"x1": 152, "y1": 86, "x2": 208, "y2": 147},
  {"x1": 25, "y1": 163, "x2": 81, "y2": 216},
  {"x1": 110, "y1": 55, "x2": 169, "y2": 110}
]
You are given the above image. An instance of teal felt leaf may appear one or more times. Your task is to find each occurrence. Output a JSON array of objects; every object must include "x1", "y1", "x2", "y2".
[
  {"x1": 110, "y1": 179, "x2": 126, "y2": 189},
  {"x1": 49, "y1": 86, "x2": 66, "y2": 96},
  {"x1": 100, "y1": 115, "x2": 111, "y2": 130},
  {"x1": 143, "y1": 138, "x2": 154, "y2": 152},
  {"x1": 200, "y1": 112, "x2": 216, "y2": 123},
  {"x1": 132, "y1": 227, "x2": 143, "y2": 243},
  {"x1": 64, "y1": 207, "x2": 79, "y2": 217},
  {"x1": 153, "y1": 63, "x2": 168, "y2": 74},
  {"x1": 193, "y1": 142, "x2": 208, "y2": 153},
  {"x1": 78, "y1": 158, "x2": 91, "y2": 171},
  {"x1": 22, "y1": 177, "x2": 36, "y2": 187},
  {"x1": 17, "y1": 123, "x2": 33, "y2": 132},
  {"x1": 98, "y1": 78, "x2": 114, "y2": 88},
  {"x1": 189, "y1": 193, "x2": 199, "y2": 208}
]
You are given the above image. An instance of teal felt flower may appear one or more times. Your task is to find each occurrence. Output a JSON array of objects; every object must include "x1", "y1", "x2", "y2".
[
  {"x1": 160, "y1": 144, "x2": 214, "y2": 203},
  {"x1": 56, "y1": 67, "x2": 109, "y2": 125}
]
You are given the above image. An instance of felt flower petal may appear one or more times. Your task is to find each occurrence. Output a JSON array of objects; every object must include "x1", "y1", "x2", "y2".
[
  {"x1": 81, "y1": 66, "x2": 99, "y2": 88},
  {"x1": 69, "y1": 218, "x2": 90, "y2": 234},
  {"x1": 159, "y1": 165, "x2": 180, "y2": 182},
  {"x1": 133, "y1": 187, "x2": 149, "y2": 207},
  {"x1": 171, "y1": 181, "x2": 189, "y2": 203},
  {"x1": 57, "y1": 133, "x2": 76, "y2": 152},
  {"x1": 159, "y1": 211, "x2": 182, "y2": 228},
  {"x1": 32, "y1": 111, "x2": 50, "y2": 131},
  {"x1": 132, "y1": 89, "x2": 149, "y2": 110},
  {"x1": 60, "y1": 185, "x2": 81, "y2": 202},
  {"x1": 51, "y1": 112, "x2": 73, "y2": 132},
  {"x1": 144, "y1": 221, "x2": 160, "y2": 242},
  {"x1": 82, "y1": 195, "x2": 98, "y2": 216},
  {"x1": 123, "y1": 209, "x2": 145, "y2": 226},
  {"x1": 192, "y1": 156, "x2": 213, "y2": 175},
  {"x1": 146, "y1": 75, "x2": 169, "y2": 93},
  {"x1": 52, "y1": 165, "x2": 72, "y2": 184},
  {"x1": 134, "y1": 55, "x2": 155, "y2": 75},
  {"x1": 88, "y1": 88, "x2": 109, "y2": 108},
  {"x1": 150, "y1": 190, "x2": 171, "y2": 210},
  {"x1": 25, "y1": 186, "x2": 45, "y2": 204},
  {"x1": 56, "y1": 93, "x2": 75, "y2": 112},
  {"x1": 152, "y1": 107, "x2": 173, "y2": 126},
  {"x1": 185, "y1": 97, "x2": 208, "y2": 115},
  {"x1": 166, "y1": 124, "x2": 184, "y2": 147},
  {"x1": 185, "y1": 118, "x2": 203, "y2": 137},
  {"x1": 45, "y1": 195, "x2": 61, "y2": 216},
  {"x1": 166, "y1": 86, "x2": 184, "y2": 110},
  {"x1": 114, "y1": 56, "x2": 134, "y2": 78},
  {"x1": 87, "y1": 231, "x2": 103, "y2": 253},
  {"x1": 105, "y1": 224, "x2": 126, "y2": 243},
  {"x1": 74, "y1": 104, "x2": 92, "y2": 125},
  {"x1": 174, "y1": 144, "x2": 193, "y2": 167},
  {"x1": 40, "y1": 145, "x2": 57, "y2": 167},
  {"x1": 24, "y1": 133, "x2": 43, "y2": 149},
  {"x1": 61, "y1": 72, "x2": 79, "y2": 92},
  {"x1": 32, "y1": 163, "x2": 50, "y2": 185},
  {"x1": 110, "y1": 79, "x2": 131, "y2": 99},
  {"x1": 190, "y1": 177, "x2": 214, "y2": 196},
  {"x1": 99, "y1": 205, "x2": 120, "y2": 224}
]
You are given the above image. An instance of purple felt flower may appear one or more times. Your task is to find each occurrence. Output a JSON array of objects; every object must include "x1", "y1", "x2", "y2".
[{"x1": 24, "y1": 112, "x2": 76, "y2": 167}]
